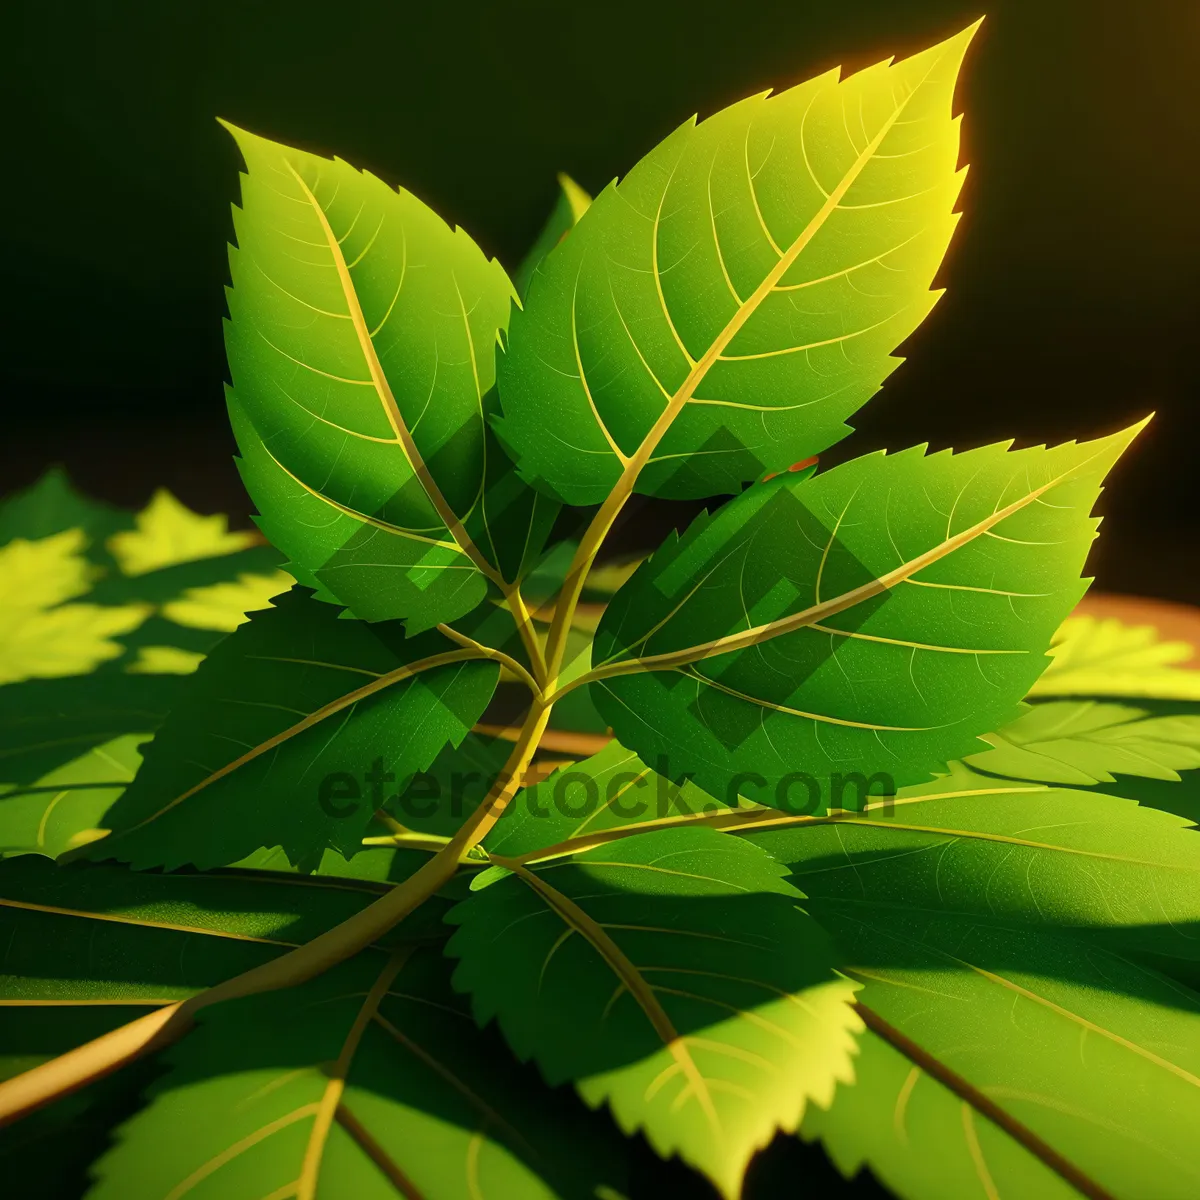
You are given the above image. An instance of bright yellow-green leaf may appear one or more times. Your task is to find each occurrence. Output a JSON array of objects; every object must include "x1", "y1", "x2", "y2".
[
  {"x1": 159, "y1": 569, "x2": 293, "y2": 632},
  {"x1": 449, "y1": 828, "x2": 861, "y2": 1199},
  {"x1": 966, "y1": 699, "x2": 1200, "y2": 785},
  {"x1": 124, "y1": 645, "x2": 207, "y2": 675},
  {"x1": 0, "y1": 529, "x2": 95, "y2": 611},
  {"x1": 0, "y1": 734, "x2": 147, "y2": 858},
  {"x1": 1028, "y1": 614, "x2": 1200, "y2": 701},
  {"x1": 0, "y1": 532, "x2": 149, "y2": 684},
  {"x1": 107, "y1": 490, "x2": 258, "y2": 577},
  {"x1": 498, "y1": 26, "x2": 976, "y2": 503},
  {"x1": 0, "y1": 603, "x2": 149, "y2": 684}
]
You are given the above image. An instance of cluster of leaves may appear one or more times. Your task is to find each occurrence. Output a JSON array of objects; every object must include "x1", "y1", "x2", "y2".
[{"x1": 4, "y1": 22, "x2": 1200, "y2": 1200}]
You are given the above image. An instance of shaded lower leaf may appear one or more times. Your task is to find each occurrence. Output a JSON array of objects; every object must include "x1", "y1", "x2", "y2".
[
  {"x1": 748, "y1": 762, "x2": 1200, "y2": 965},
  {"x1": 0, "y1": 848, "x2": 458, "y2": 1175},
  {"x1": 0, "y1": 854, "x2": 420, "y2": 993},
  {"x1": 90, "y1": 588, "x2": 499, "y2": 871},
  {"x1": 226, "y1": 843, "x2": 466, "y2": 940},
  {"x1": 448, "y1": 827, "x2": 860, "y2": 1199},
  {"x1": 814, "y1": 907, "x2": 1200, "y2": 1199},
  {"x1": 801, "y1": 1029, "x2": 1079, "y2": 1200},
  {"x1": 485, "y1": 740, "x2": 755, "y2": 862},
  {"x1": 89, "y1": 947, "x2": 626, "y2": 1200},
  {"x1": 0, "y1": 671, "x2": 187, "y2": 784},
  {"x1": 0, "y1": 1009, "x2": 160, "y2": 1200},
  {"x1": 0, "y1": 733, "x2": 147, "y2": 858}
]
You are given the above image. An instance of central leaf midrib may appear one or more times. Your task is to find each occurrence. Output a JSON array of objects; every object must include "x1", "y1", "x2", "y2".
[
  {"x1": 509, "y1": 861, "x2": 722, "y2": 1137},
  {"x1": 840, "y1": 912, "x2": 1200, "y2": 1091},
  {"x1": 611, "y1": 439, "x2": 1114, "y2": 678},
  {"x1": 620, "y1": 50, "x2": 945, "y2": 476},
  {"x1": 103, "y1": 648, "x2": 484, "y2": 837},
  {"x1": 285, "y1": 165, "x2": 498, "y2": 585}
]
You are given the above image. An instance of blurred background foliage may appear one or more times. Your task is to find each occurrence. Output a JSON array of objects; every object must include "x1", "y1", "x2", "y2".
[{"x1": 2, "y1": 0, "x2": 1196, "y2": 599}]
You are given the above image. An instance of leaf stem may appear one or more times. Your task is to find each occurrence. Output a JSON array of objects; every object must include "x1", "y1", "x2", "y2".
[
  {"x1": 472, "y1": 723, "x2": 612, "y2": 757},
  {"x1": 502, "y1": 583, "x2": 548, "y2": 684},
  {"x1": 543, "y1": 96, "x2": 922, "y2": 685},
  {"x1": 0, "y1": 700, "x2": 553, "y2": 1127},
  {"x1": 553, "y1": 449, "x2": 1126, "y2": 697},
  {"x1": 436, "y1": 622, "x2": 542, "y2": 697}
]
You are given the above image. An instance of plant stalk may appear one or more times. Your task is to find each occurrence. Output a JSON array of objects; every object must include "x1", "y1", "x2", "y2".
[{"x1": 0, "y1": 701, "x2": 553, "y2": 1127}]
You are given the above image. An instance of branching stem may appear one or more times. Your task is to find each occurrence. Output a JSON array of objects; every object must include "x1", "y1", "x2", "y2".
[
  {"x1": 437, "y1": 622, "x2": 542, "y2": 697},
  {"x1": 0, "y1": 700, "x2": 553, "y2": 1127}
]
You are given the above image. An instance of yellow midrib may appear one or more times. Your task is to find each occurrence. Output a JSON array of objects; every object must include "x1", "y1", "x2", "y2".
[
  {"x1": 609, "y1": 438, "x2": 1118, "y2": 677},
  {"x1": 296, "y1": 953, "x2": 409, "y2": 1200},
  {"x1": 284, "y1": 165, "x2": 499, "y2": 586},
  {"x1": 106, "y1": 648, "x2": 484, "y2": 836},
  {"x1": 0, "y1": 896, "x2": 299, "y2": 945},
  {"x1": 509, "y1": 861, "x2": 723, "y2": 1139},
  {"x1": 627, "y1": 51, "x2": 944, "y2": 476}
]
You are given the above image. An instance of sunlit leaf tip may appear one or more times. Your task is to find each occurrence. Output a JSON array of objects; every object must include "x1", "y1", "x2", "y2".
[{"x1": 497, "y1": 24, "x2": 984, "y2": 507}]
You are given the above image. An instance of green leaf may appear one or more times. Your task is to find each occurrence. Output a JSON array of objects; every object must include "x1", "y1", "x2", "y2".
[
  {"x1": 157, "y1": 569, "x2": 294, "y2": 632},
  {"x1": 0, "y1": 852, "x2": 449, "y2": 1114},
  {"x1": 0, "y1": 854, "x2": 417, "y2": 971},
  {"x1": 0, "y1": 733, "x2": 146, "y2": 859},
  {"x1": 804, "y1": 907, "x2": 1200, "y2": 1198},
  {"x1": 0, "y1": 860, "x2": 290, "y2": 1022},
  {"x1": 485, "y1": 739, "x2": 752, "y2": 861},
  {"x1": 90, "y1": 588, "x2": 499, "y2": 871},
  {"x1": 89, "y1": 947, "x2": 626, "y2": 1200},
  {"x1": 591, "y1": 427, "x2": 1141, "y2": 812},
  {"x1": 0, "y1": 529, "x2": 96, "y2": 609},
  {"x1": 749, "y1": 759, "x2": 1200, "y2": 969},
  {"x1": 513, "y1": 172, "x2": 593, "y2": 300},
  {"x1": 1080, "y1": 701, "x2": 1200, "y2": 832},
  {"x1": 123, "y1": 645, "x2": 206, "y2": 675},
  {"x1": 748, "y1": 770, "x2": 1200, "y2": 1196},
  {"x1": 373, "y1": 729, "x2": 515, "y2": 841},
  {"x1": 965, "y1": 699, "x2": 1200, "y2": 785},
  {"x1": 223, "y1": 123, "x2": 554, "y2": 631},
  {"x1": 1028, "y1": 613, "x2": 1200, "y2": 701},
  {"x1": 496, "y1": 26, "x2": 975, "y2": 504},
  {"x1": 106, "y1": 490, "x2": 260, "y2": 577},
  {"x1": 0, "y1": 531, "x2": 150, "y2": 685},
  {"x1": 0, "y1": 850, "x2": 449, "y2": 1196},
  {"x1": 0, "y1": 480, "x2": 289, "y2": 683},
  {"x1": 0, "y1": 672, "x2": 188, "y2": 784},
  {"x1": 800, "y1": 1029, "x2": 1080, "y2": 1200},
  {"x1": 0, "y1": 851, "x2": 452, "y2": 1076},
  {"x1": 0, "y1": 1029, "x2": 153, "y2": 1200},
  {"x1": 447, "y1": 827, "x2": 860, "y2": 1199},
  {"x1": 0, "y1": 468, "x2": 131, "y2": 546}
]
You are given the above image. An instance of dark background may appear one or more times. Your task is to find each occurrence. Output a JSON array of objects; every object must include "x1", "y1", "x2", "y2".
[{"x1": 2, "y1": 0, "x2": 1197, "y2": 601}]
